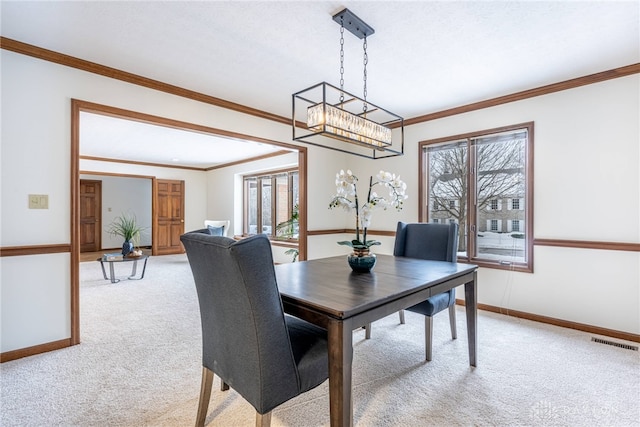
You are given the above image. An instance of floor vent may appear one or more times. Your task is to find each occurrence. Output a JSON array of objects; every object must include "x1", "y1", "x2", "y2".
[{"x1": 591, "y1": 337, "x2": 638, "y2": 351}]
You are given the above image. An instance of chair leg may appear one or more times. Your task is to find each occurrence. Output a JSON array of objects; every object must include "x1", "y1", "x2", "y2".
[
  {"x1": 449, "y1": 304, "x2": 457, "y2": 340},
  {"x1": 195, "y1": 367, "x2": 214, "y2": 427},
  {"x1": 365, "y1": 322, "x2": 372, "y2": 339},
  {"x1": 220, "y1": 381, "x2": 229, "y2": 391},
  {"x1": 256, "y1": 411, "x2": 272, "y2": 427},
  {"x1": 425, "y1": 316, "x2": 433, "y2": 361},
  {"x1": 399, "y1": 309, "x2": 406, "y2": 324}
]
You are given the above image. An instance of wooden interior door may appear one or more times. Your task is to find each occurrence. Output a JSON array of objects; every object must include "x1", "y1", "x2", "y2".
[
  {"x1": 156, "y1": 179, "x2": 185, "y2": 255},
  {"x1": 80, "y1": 180, "x2": 102, "y2": 252}
]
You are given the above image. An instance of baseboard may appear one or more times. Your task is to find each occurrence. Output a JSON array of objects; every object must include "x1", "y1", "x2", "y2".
[
  {"x1": 457, "y1": 299, "x2": 640, "y2": 343},
  {"x1": 1, "y1": 338, "x2": 72, "y2": 363}
]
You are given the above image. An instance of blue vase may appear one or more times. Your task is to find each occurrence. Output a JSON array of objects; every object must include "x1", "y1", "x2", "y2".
[
  {"x1": 122, "y1": 240, "x2": 134, "y2": 256},
  {"x1": 347, "y1": 252, "x2": 377, "y2": 273}
]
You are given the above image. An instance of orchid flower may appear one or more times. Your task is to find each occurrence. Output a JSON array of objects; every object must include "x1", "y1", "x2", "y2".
[{"x1": 329, "y1": 169, "x2": 407, "y2": 250}]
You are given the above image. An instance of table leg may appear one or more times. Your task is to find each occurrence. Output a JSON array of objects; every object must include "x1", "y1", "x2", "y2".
[
  {"x1": 464, "y1": 271, "x2": 478, "y2": 367},
  {"x1": 327, "y1": 318, "x2": 353, "y2": 427},
  {"x1": 129, "y1": 260, "x2": 138, "y2": 278},
  {"x1": 108, "y1": 262, "x2": 119, "y2": 284},
  {"x1": 139, "y1": 258, "x2": 148, "y2": 279},
  {"x1": 99, "y1": 260, "x2": 108, "y2": 280},
  {"x1": 127, "y1": 258, "x2": 148, "y2": 280}
]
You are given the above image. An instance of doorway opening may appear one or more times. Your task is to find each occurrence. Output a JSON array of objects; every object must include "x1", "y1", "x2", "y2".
[
  {"x1": 71, "y1": 99, "x2": 307, "y2": 346},
  {"x1": 79, "y1": 174, "x2": 155, "y2": 261}
]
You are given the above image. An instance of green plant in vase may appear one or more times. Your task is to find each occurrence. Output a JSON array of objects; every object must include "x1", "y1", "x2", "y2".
[{"x1": 106, "y1": 212, "x2": 147, "y2": 256}]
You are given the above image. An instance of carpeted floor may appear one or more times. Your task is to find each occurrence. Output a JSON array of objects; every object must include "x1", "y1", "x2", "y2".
[{"x1": 1, "y1": 254, "x2": 638, "y2": 426}]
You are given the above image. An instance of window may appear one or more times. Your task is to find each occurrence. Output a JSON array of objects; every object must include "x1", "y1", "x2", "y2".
[
  {"x1": 509, "y1": 199, "x2": 524, "y2": 211},
  {"x1": 244, "y1": 168, "x2": 299, "y2": 239},
  {"x1": 420, "y1": 123, "x2": 533, "y2": 272}
]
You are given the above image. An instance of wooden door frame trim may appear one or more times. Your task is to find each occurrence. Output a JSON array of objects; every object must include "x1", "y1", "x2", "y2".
[
  {"x1": 79, "y1": 179, "x2": 103, "y2": 253},
  {"x1": 71, "y1": 99, "x2": 307, "y2": 349}
]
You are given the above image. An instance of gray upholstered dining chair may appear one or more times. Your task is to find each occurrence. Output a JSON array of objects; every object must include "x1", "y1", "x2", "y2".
[
  {"x1": 365, "y1": 221, "x2": 459, "y2": 361},
  {"x1": 180, "y1": 231, "x2": 329, "y2": 427}
]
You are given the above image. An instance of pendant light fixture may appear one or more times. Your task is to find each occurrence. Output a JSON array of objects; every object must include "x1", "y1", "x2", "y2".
[{"x1": 292, "y1": 8, "x2": 404, "y2": 159}]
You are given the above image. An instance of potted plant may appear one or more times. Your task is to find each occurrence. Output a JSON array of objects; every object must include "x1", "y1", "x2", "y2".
[
  {"x1": 106, "y1": 212, "x2": 147, "y2": 256},
  {"x1": 329, "y1": 169, "x2": 407, "y2": 272},
  {"x1": 275, "y1": 204, "x2": 299, "y2": 262}
]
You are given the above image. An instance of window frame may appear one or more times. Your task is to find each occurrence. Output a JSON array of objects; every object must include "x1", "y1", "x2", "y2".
[
  {"x1": 419, "y1": 122, "x2": 534, "y2": 272},
  {"x1": 243, "y1": 167, "x2": 299, "y2": 241}
]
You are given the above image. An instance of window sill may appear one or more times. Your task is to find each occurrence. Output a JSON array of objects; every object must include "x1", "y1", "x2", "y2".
[
  {"x1": 459, "y1": 258, "x2": 532, "y2": 273},
  {"x1": 270, "y1": 238, "x2": 299, "y2": 248}
]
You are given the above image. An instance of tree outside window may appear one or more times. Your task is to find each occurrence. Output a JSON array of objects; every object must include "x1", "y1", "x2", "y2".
[
  {"x1": 421, "y1": 123, "x2": 533, "y2": 272},
  {"x1": 244, "y1": 169, "x2": 299, "y2": 239}
]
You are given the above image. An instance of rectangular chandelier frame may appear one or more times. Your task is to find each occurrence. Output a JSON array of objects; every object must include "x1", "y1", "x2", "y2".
[{"x1": 292, "y1": 81, "x2": 404, "y2": 159}]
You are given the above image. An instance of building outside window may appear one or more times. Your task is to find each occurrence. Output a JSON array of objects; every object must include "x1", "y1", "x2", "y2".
[{"x1": 420, "y1": 123, "x2": 533, "y2": 272}]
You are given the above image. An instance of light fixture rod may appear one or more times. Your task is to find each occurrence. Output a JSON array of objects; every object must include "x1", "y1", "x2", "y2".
[
  {"x1": 332, "y1": 8, "x2": 374, "y2": 39},
  {"x1": 334, "y1": 97, "x2": 358, "y2": 107}
]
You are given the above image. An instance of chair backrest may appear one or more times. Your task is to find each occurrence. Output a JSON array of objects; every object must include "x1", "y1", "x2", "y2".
[
  {"x1": 180, "y1": 231, "x2": 300, "y2": 414},
  {"x1": 203, "y1": 220, "x2": 230, "y2": 237},
  {"x1": 393, "y1": 222, "x2": 459, "y2": 262}
]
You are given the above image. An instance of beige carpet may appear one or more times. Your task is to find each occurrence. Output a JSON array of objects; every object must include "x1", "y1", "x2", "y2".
[{"x1": 1, "y1": 254, "x2": 638, "y2": 426}]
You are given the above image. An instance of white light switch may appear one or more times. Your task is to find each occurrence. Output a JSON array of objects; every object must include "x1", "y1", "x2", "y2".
[{"x1": 28, "y1": 194, "x2": 49, "y2": 209}]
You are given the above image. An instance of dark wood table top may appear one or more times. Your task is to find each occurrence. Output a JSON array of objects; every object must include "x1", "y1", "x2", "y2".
[{"x1": 275, "y1": 254, "x2": 477, "y2": 320}]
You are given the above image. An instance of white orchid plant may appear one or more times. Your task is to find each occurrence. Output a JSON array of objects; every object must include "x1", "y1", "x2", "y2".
[{"x1": 329, "y1": 169, "x2": 408, "y2": 251}]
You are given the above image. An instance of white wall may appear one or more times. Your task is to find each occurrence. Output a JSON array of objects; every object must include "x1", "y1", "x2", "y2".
[
  {"x1": 79, "y1": 160, "x2": 208, "y2": 237},
  {"x1": 403, "y1": 75, "x2": 640, "y2": 334},
  {"x1": 205, "y1": 152, "x2": 299, "y2": 237},
  {"x1": 1, "y1": 253, "x2": 71, "y2": 351},
  {"x1": 1, "y1": 48, "x2": 638, "y2": 354},
  {"x1": 79, "y1": 174, "x2": 153, "y2": 248},
  {"x1": 0, "y1": 50, "x2": 306, "y2": 353}
]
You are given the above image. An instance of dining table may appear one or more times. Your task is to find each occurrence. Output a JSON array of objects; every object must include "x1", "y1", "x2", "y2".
[{"x1": 274, "y1": 254, "x2": 478, "y2": 427}]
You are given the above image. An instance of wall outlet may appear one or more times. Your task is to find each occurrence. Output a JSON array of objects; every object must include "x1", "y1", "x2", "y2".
[{"x1": 28, "y1": 194, "x2": 49, "y2": 209}]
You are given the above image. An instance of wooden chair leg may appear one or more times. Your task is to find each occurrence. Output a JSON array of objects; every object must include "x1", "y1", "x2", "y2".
[
  {"x1": 448, "y1": 304, "x2": 457, "y2": 340},
  {"x1": 365, "y1": 322, "x2": 372, "y2": 339},
  {"x1": 196, "y1": 367, "x2": 214, "y2": 427},
  {"x1": 256, "y1": 411, "x2": 272, "y2": 427},
  {"x1": 399, "y1": 309, "x2": 406, "y2": 324},
  {"x1": 220, "y1": 381, "x2": 229, "y2": 391},
  {"x1": 425, "y1": 316, "x2": 433, "y2": 361}
]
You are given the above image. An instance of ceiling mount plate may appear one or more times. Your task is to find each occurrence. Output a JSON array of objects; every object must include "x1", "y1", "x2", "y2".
[{"x1": 332, "y1": 8, "x2": 375, "y2": 39}]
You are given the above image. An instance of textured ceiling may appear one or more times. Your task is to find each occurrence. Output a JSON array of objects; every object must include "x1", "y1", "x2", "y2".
[
  {"x1": 79, "y1": 112, "x2": 293, "y2": 169},
  {"x1": 2, "y1": 1, "x2": 638, "y2": 167}
]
